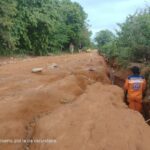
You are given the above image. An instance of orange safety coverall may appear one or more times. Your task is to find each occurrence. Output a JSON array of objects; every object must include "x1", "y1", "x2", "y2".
[{"x1": 124, "y1": 75, "x2": 146, "y2": 112}]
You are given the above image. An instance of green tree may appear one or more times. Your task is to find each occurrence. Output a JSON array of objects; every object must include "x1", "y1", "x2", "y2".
[
  {"x1": 95, "y1": 30, "x2": 115, "y2": 48},
  {"x1": 0, "y1": 0, "x2": 17, "y2": 55},
  {"x1": 97, "y1": 6, "x2": 150, "y2": 66},
  {"x1": 15, "y1": 0, "x2": 64, "y2": 55},
  {"x1": 60, "y1": 0, "x2": 90, "y2": 49},
  {"x1": 116, "y1": 7, "x2": 150, "y2": 61}
]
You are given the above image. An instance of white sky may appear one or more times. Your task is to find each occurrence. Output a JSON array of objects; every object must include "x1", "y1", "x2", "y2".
[{"x1": 71, "y1": 0, "x2": 150, "y2": 38}]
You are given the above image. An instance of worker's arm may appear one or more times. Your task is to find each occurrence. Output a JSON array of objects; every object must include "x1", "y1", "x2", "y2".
[
  {"x1": 142, "y1": 79, "x2": 147, "y2": 98},
  {"x1": 124, "y1": 79, "x2": 129, "y2": 90},
  {"x1": 124, "y1": 90, "x2": 128, "y2": 105}
]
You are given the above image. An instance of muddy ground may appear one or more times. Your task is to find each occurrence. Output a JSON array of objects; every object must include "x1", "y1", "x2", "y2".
[{"x1": 0, "y1": 52, "x2": 150, "y2": 150}]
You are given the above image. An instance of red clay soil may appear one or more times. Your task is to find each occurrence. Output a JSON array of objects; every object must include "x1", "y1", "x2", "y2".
[{"x1": 0, "y1": 52, "x2": 150, "y2": 150}]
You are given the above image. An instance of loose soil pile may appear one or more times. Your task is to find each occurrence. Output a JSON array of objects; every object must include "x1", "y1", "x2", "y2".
[{"x1": 0, "y1": 52, "x2": 149, "y2": 150}]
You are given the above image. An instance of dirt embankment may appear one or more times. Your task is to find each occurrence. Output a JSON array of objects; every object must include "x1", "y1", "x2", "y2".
[{"x1": 0, "y1": 52, "x2": 150, "y2": 150}]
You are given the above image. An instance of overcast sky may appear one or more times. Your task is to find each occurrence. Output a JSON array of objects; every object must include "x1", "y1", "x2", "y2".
[{"x1": 71, "y1": 0, "x2": 150, "y2": 38}]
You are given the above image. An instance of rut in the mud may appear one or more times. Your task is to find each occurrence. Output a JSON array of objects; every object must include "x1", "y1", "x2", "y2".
[{"x1": 24, "y1": 67, "x2": 108, "y2": 150}]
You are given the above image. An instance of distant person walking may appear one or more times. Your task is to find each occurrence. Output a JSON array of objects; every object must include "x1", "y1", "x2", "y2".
[
  {"x1": 124, "y1": 66, "x2": 146, "y2": 112},
  {"x1": 69, "y1": 43, "x2": 74, "y2": 54}
]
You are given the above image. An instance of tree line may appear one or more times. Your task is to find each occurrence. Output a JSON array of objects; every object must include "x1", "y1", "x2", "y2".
[
  {"x1": 95, "y1": 6, "x2": 150, "y2": 67},
  {"x1": 0, "y1": 0, "x2": 91, "y2": 55}
]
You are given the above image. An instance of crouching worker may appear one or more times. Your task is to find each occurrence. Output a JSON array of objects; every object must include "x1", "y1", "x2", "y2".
[{"x1": 124, "y1": 66, "x2": 146, "y2": 112}]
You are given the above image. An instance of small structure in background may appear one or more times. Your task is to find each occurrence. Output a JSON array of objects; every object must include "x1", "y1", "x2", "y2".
[{"x1": 86, "y1": 49, "x2": 92, "y2": 53}]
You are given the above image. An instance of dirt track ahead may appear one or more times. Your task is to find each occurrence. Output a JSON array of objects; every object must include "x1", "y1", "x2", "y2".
[{"x1": 0, "y1": 52, "x2": 150, "y2": 150}]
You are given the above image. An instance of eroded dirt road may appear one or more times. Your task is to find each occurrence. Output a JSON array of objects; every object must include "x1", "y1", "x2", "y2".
[{"x1": 0, "y1": 52, "x2": 150, "y2": 150}]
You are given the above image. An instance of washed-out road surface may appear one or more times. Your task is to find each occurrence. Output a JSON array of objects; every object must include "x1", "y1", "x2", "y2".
[{"x1": 0, "y1": 52, "x2": 150, "y2": 150}]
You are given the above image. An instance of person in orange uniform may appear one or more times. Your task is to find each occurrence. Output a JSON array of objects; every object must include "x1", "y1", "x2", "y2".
[{"x1": 124, "y1": 66, "x2": 146, "y2": 112}]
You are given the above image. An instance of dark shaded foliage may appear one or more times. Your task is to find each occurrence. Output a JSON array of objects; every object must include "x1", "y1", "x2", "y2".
[{"x1": 0, "y1": 0, "x2": 91, "y2": 55}]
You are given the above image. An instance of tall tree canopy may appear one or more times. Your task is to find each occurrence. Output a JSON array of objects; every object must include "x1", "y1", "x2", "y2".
[{"x1": 0, "y1": 0, "x2": 91, "y2": 55}]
